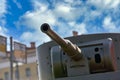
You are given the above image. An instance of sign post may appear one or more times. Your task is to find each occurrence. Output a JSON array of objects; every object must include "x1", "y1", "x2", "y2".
[
  {"x1": 14, "y1": 41, "x2": 27, "y2": 80},
  {"x1": 10, "y1": 37, "x2": 13, "y2": 80},
  {"x1": 15, "y1": 62, "x2": 20, "y2": 80},
  {"x1": 14, "y1": 42, "x2": 27, "y2": 63}
]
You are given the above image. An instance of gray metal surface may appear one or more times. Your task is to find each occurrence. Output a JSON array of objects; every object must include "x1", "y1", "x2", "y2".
[
  {"x1": 55, "y1": 71, "x2": 120, "y2": 80},
  {"x1": 37, "y1": 33, "x2": 120, "y2": 80}
]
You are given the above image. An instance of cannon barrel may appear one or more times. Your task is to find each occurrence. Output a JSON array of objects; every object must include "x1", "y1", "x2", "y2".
[{"x1": 41, "y1": 23, "x2": 83, "y2": 61}]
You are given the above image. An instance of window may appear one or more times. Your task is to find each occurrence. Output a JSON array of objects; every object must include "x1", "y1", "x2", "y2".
[
  {"x1": 25, "y1": 68, "x2": 31, "y2": 77},
  {"x1": 4, "y1": 72, "x2": 9, "y2": 80},
  {"x1": 15, "y1": 70, "x2": 19, "y2": 79}
]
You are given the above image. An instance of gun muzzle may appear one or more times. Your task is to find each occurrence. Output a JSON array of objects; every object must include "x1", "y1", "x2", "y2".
[{"x1": 41, "y1": 23, "x2": 83, "y2": 61}]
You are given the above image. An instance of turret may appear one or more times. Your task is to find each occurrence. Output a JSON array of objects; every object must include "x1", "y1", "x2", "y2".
[{"x1": 40, "y1": 23, "x2": 83, "y2": 61}]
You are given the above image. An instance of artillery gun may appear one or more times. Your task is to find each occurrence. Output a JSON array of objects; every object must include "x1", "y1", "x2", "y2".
[{"x1": 37, "y1": 23, "x2": 120, "y2": 80}]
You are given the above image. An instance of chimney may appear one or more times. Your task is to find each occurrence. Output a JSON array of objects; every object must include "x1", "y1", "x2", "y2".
[
  {"x1": 30, "y1": 42, "x2": 35, "y2": 48},
  {"x1": 72, "y1": 31, "x2": 78, "y2": 36}
]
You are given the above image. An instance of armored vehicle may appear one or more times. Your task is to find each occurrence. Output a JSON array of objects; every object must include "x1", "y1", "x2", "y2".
[{"x1": 37, "y1": 23, "x2": 120, "y2": 80}]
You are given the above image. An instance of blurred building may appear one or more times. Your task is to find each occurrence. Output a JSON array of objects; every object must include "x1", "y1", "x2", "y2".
[
  {"x1": 0, "y1": 42, "x2": 38, "y2": 80},
  {"x1": 72, "y1": 31, "x2": 78, "y2": 36}
]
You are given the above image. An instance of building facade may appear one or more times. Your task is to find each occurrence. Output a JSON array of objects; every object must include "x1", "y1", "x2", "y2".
[{"x1": 0, "y1": 42, "x2": 38, "y2": 80}]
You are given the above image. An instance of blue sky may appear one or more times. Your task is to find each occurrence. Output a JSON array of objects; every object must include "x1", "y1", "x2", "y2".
[{"x1": 0, "y1": 0, "x2": 120, "y2": 47}]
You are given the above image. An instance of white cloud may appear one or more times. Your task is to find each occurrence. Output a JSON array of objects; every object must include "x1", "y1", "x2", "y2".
[
  {"x1": 32, "y1": 1, "x2": 48, "y2": 11},
  {"x1": 74, "y1": 23, "x2": 87, "y2": 34},
  {"x1": 56, "y1": 4, "x2": 70, "y2": 13},
  {"x1": 0, "y1": 0, "x2": 7, "y2": 16},
  {"x1": 53, "y1": 3, "x2": 87, "y2": 21},
  {"x1": 13, "y1": 0, "x2": 22, "y2": 9},
  {"x1": 107, "y1": 0, "x2": 120, "y2": 8},
  {"x1": 0, "y1": 26, "x2": 7, "y2": 36},
  {"x1": 20, "y1": 31, "x2": 51, "y2": 46},
  {"x1": 88, "y1": 0, "x2": 120, "y2": 9},
  {"x1": 20, "y1": 32, "x2": 33, "y2": 41},
  {"x1": 0, "y1": 0, "x2": 7, "y2": 26},
  {"x1": 0, "y1": 0, "x2": 8, "y2": 36},
  {"x1": 15, "y1": 0, "x2": 120, "y2": 45},
  {"x1": 15, "y1": 1, "x2": 56, "y2": 45},
  {"x1": 15, "y1": 1, "x2": 56, "y2": 30},
  {"x1": 68, "y1": 22, "x2": 87, "y2": 35},
  {"x1": 53, "y1": 4, "x2": 75, "y2": 21},
  {"x1": 64, "y1": 0, "x2": 82, "y2": 6},
  {"x1": 103, "y1": 16, "x2": 119, "y2": 32}
]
